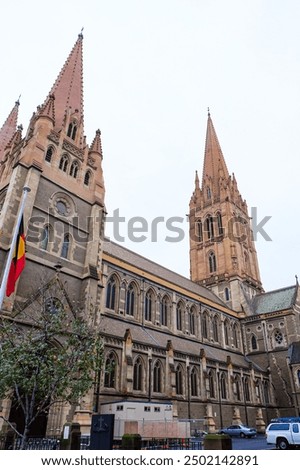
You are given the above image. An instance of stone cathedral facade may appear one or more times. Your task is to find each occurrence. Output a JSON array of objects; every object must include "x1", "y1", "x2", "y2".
[{"x1": 0, "y1": 34, "x2": 300, "y2": 437}]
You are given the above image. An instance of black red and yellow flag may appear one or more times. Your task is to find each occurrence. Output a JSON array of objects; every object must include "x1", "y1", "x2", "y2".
[{"x1": 6, "y1": 216, "x2": 26, "y2": 297}]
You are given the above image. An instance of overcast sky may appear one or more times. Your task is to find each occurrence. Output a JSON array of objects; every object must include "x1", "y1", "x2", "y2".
[{"x1": 1, "y1": 0, "x2": 299, "y2": 293}]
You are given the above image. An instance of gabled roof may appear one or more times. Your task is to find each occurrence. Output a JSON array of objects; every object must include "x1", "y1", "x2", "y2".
[
  {"x1": 103, "y1": 238, "x2": 228, "y2": 309},
  {"x1": 251, "y1": 285, "x2": 297, "y2": 315}
]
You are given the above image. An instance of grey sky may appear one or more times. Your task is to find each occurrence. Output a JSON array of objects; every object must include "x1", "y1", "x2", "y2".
[{"x1": 1, "y1": 0, "x2": 299, "y2": 292}]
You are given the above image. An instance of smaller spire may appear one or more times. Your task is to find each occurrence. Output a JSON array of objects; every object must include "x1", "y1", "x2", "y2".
[
  {"x1": 195, "y1": 170, "x2": 200, "y2": 190},
  {"x1": 0, "y1": 99, "x2": 20, "y2": 161},
  {"x1": 89, "y1": 129, "x2": 103, "y2": 158},
  {"x1": 38, "y1": 94, "x2": 55, "y2": 123}
]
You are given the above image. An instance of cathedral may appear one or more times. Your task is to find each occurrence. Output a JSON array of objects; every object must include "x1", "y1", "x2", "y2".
[{"x1": 0, "y1": 34, "x2": 300, "y2": 437}]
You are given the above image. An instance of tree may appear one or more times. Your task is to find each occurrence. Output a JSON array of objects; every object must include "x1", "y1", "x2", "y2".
[{"x1": 0, "y1": 276, "x2": 103, "y2": 449}]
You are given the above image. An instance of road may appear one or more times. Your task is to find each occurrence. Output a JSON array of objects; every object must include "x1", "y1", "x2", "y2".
[{"x1": 230, "y1": 434, "x2": 276, "y2": 450}]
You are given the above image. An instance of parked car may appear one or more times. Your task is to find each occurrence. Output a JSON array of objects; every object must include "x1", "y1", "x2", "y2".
[
  {"x1": 219, "y1": 424, "x2": 257, "y2": 438},
  {"x1": 266, "y1": 421, "x2": 300, "y2": 449}
]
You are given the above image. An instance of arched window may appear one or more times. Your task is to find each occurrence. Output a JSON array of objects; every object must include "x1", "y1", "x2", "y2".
[
  {"x1": 61, "y1": 233, "x2": 70, "y2": 259},
  {"x1": 274, "y1": 329, "x2": 284, "y2": 345},
  {"x1": 67, "y1": 121, "x2": 77, "y2": 140},
  {"x1": 59, "y1": 154, "x2": 69, "y2": 172},
  {"x1": 160, "y1": 295, "x2": 170, "y2": 326},
  {"x1": 263, "y1": 380, "x2": 270, "y2": 404},
  {"x1": 84, "y1": 171, "x2": 91, "y2": 186},
  {"x1": 175, "y1": 365, "x2": 183, "y2": 395},
  {"x1": 224, "y1": 287, "x2": 230, "y2": 301},
  {"x1": 202, "y1": 311, "x2": 208, "y2": 339},
  {"x1": 189, "y1": 307, "x2": 196, "y2": 335},
  {"x1": 224, "y1": 320, "x2": 229, "y2": 346},
  {"x1": 251, "y1": 334, "x2": 258, "y2": 350},
  {"x1": 208, "y1": 251, "x2": 217, "y2": 273},
  {"x1": 106, "y1": 275, "x2": 118, "y2": 311},
  {"x1": 126, "y1": 283, "x2": 136, "y2": 316},
  {"x1": 45, "y1": 146, "x2": 54, "y2": 163},
  {"x1": 208, "y1": 370, "x2": 215, "y2": 398},
  {"x1": 233, "y1": 323, "x2": 239, "y2": 348},
  {"x1": 69, "y1": 160, "x2": 79, "y2": 178},
  {"x1": 176, "y1": 301, "x2": 184, "y2": 331},
  {"x1": 244, "y1": 377, "x2": 250, "y2": 401},
  {"x1": 104, "y1": 352, "x2": 116, "y2": 388},
  {"x1": 145, "y1": 289, "x2": 154, "y2": 322},
  {"x1": 153, "y1": 360, "x2": 162, "y2": 393},
  {"x1": 234, "y1": 375, "x2": 241, "y2": 401},
  {"x1": 255, "y1": 380, "x2": 261, "y2": 400},
  {"x1": 216, "y1": 212, "x2": 223, "y2": 236},
  {"x1": 206, "y1": 186, "x2": 211, "y2": 199},
  {"x1": 41, "y1": 226, "x2": 49, "y2": 250},
  {"x1": 220, "y1": 372, "x2": 227, "y2": 399},
  {"x1": 212, "y1": 315, "x2": 219, "y2": 342},
  {"x1": 133, "y1": 357, "x2": 143, "y2": 391},
  {"x1": 205, "y1": 215, "x2": 214, "y2": 240},
  {"x1": 190, "y1": 367, "x2": 198, "y2": 396},
  {"x1": 196, "y1": 219, "x2": 203, "y2": 242}
]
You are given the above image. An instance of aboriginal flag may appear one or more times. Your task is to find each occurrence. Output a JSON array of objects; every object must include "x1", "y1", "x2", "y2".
[{"x1": 6, "y1": 216, "x2": 26, "y2": 297}]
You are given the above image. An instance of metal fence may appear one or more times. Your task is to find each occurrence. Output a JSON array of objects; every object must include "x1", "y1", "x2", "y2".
[
  {"x1": 0, "y1": 417, "x2": 207, "y2": 450},
  {"x1": 0, "y1": 434, "x2": 203, "y2": 451},
  {"x1": 0, "y1": 435, "x2": 61, "y2": 450}
]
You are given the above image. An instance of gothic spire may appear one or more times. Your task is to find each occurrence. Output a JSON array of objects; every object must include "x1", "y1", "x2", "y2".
[
  {"x1": 41, "y1": 32, "x2": 84, "y2": 132},
  {"x1": 202, "y1": 112, "x2": 229, "y2": 194},
  {"x1": 89, "y1": 129, "x2": 103, "y2": 157},
  {"x1": 0, "y1": 99, "x2": 20, "y2": 161},
  {"x1": 195, "y1": 170, "x2": 199, "y2": 190}
]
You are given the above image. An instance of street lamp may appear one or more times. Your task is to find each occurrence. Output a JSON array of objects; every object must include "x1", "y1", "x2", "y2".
[
  {"x1": 242, "y1": 376, "x2": 249, "y2": 426},
  {"x1": 148, "y1": 349, "x2": 152, "y2": 402},
  {"x1": 217, "y1": 371, "x2": 223, "y2": 429},
  {"x1": 186, "y1": 357, "x2": 191, "y2": 419}
]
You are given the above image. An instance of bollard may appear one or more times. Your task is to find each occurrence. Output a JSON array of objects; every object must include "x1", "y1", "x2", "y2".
[{"x1": 61, "y1": 422, "x2": 81, "y2": 450}]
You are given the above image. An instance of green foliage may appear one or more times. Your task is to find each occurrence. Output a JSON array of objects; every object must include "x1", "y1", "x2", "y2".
[
  {"x1": 121, "y1": 434, "x2": 142, "y2": 450},
  {"x1": 0, "y1": 285, "x2": 103, "y2": 442}
]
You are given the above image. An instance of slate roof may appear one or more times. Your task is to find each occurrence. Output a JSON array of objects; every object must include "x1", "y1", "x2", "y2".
[
  {"x1": 100, "y1": 314, "x2": 264, "y2": 371},
  {"x1": 251, "y1": 285, "x2": 297, "y2": 315},
  {"x1": 103, "y1": 239, "x2": 227, "y2": 308}
]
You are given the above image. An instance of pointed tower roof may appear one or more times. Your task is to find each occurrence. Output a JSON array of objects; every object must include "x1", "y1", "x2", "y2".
[
  {"x1": 41, "y1": 32, "x2": 84, "y2": 131},
  {"x1": 195, "y1": 170, "x2": 200, "y2": 190},
  {"x1": 0, "y1": 99, "x2": 20, "y2": 161},
  {"x1": 202, "y1": 110, "x2": 229, "y2": 191},
  {"x1": 89, "y1": 129, "x2": 103, "y2": 157}
]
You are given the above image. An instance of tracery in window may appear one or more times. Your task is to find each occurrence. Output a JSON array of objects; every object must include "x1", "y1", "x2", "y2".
[
  {"x1": 59, "y1": 154, "x2": 69, "y2": 172},
  {"x1": 104, "y1": 352, "x2": 116, "y2": 388},
  {"x1": 208, "y1": 251, "x2": 217, "y2": 273}
]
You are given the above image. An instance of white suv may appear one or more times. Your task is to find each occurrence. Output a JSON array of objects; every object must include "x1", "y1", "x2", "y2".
[{"x1": 266, "y1": 421, "x2": 300, "y2": 449}]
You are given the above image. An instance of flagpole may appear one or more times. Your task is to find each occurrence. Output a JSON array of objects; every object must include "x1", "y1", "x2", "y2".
[{"x1": 0, "y1": 186, "x2": 31, "y2": 310}]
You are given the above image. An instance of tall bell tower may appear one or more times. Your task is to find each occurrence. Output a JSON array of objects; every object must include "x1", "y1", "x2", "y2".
[
  {"x1": 0, "y1": 33, "x2": 105, "y2": 316},
  {"x1": 189, "y1": 111, "x2": 262, "y2": 312}
]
